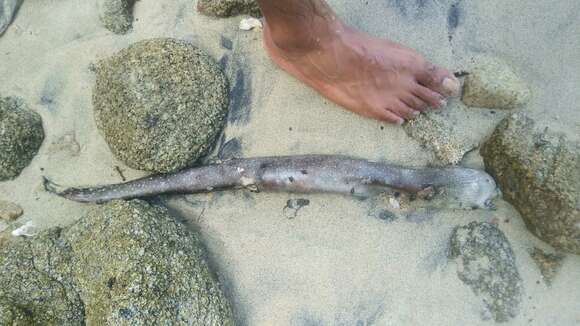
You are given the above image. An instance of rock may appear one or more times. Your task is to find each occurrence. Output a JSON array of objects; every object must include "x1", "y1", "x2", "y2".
[
  {"x1": 0, "y1": 230, "x2": 86, "y2": 325},
  {"x1": 481, "y1": 113, "x2": 580, "y2": 254},
  {"x1": 0, "y1": 200, "x2": 235, "y2": 324},
  {"x1": 404, "y1": 112, "x2": 474, "y2": 165},
  {"x1": 462, "y1": 57, "x2": 531, "y2": 109},
  {"x1": 0, "y1": 200, "x2": 23, "y2": 221},
  {"x1": 283, "y1": 198, "x2": 310, "y2": 219},
  {"x1": 0, "y1": 0, "x2": 22, "y2": 35},
  {"x1": 0, "y1": 299, "x2": 35, "y2": 325},
  {"x1": 198, "y1": 0, "x2": 261, "y2": 18},
  {"x1": 0, "y1": 96, "x2": 45, "y2": 181},
  {"x1": 93, "y1": 38, "x2": 229, "y2": 173},
  {"x1": 529, "y1": 247, "x2": 565, "y2": 285},
  {"x1": 449, "y1": 222, "x2": 522, "y2": 322},
  {"x1": 98, "y1": 0, "x2": 135, "y2": 34},
  {"x1": 68, "y1": 200, "x2": 235, "y2": 325}
]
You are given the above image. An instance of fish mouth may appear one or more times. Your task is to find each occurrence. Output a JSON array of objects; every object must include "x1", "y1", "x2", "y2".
[{"x1": 43, "y1": 176, "x2": 66, "y2": 195}]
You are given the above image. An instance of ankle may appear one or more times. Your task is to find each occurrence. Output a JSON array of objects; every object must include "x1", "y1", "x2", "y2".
[{"x1": 265, "y1": 16, "x2": 345, "y2": 54}]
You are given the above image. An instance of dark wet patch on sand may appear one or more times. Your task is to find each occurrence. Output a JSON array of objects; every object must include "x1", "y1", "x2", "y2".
[
  {"x1": 447, "y1": 1, "x2": 464, "y2": 39},
  {"x1": 219, "y1": 52, "x2": 253, "y2": 125},
  {"x1": 218, "y1": 137, "x2": 243, "y2": 160},
  {"x1": 220, "y1": 35, "x2": 233, "y2": 50},
  {"x1": 39, "y1": 74, "x2": 66, "y2": 112},
  {"x1": 390, "y1": 0, "x2": 434, "y2": 19}
]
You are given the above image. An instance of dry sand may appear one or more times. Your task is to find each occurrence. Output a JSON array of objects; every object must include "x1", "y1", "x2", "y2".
[{"x1": 1, "y1": 0, "x2": 579, "y2": 325}]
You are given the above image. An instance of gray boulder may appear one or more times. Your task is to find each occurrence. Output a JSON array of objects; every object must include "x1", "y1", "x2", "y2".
[
  {"x1": 67, "y1": 200, "x2": 235, "y2": 325},
  {"x1": 93, "y1": 38, "x2": 229, "y2": 173},
  {"x1": 98, "y1": 0, "x2": 135, "y2": 34},
  {"x1": 449, "y1": 222, "x2": 523, "y2": 322},
  {"x1": 0, "y1": 200, "x2": 235, "y2": 325},
  {"x1": 197, "y1": 0, "x2": 261, "y2": 18},
  {"x1": 0, "y1": 229, "x2": 85, "y2": 325},
  {"x1": 0, "y1": 96, "x2": 44, "y2": 181},
  {"x1": 481, "y1": 113, "x2": 580, "y2": 254}
]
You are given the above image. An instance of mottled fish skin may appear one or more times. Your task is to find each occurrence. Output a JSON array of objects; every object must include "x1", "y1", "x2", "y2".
[{"x1": 44, "y1": 155, "x2": 498, "y2": 209}]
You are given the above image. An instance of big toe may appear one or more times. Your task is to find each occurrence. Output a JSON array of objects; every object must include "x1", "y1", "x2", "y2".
[{"x1": 416, "y1": 62, "x2": 460, "y2": 97}]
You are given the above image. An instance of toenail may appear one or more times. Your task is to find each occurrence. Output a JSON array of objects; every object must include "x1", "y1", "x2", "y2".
[
  {"x1": 442, "y1": 77, "x2": 460, "y2": 96},
  {"x1": 412, "y1": 110, "x2": 420, "y2": 117},
  {"x1": 396, "y1": 118, "x2": 405, "y2": 125},
  {"x1": 439, "y1": 99, "x2": 448, "y2": 107}
]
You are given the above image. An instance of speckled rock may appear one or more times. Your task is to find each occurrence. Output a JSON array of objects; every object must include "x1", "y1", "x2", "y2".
[
  {"x1": 93, "y1": 38, "x2": 229, "y2": 173},
  {"x1": 481, "y1": 113, "x2": 580, "y2": 254},
  {"x1": 66, "y1": 200, "x2": 234, "y2": 325},
  {"x1": 530, "y1": 247, "x2": 565, "y2": 285},
  {"x1": 0, "y1": 200, "x2": 23, "y2": 220},
  {"x1": 98, "y1": 0, "x2": 135, "y2": 34},
  {"x1": 462, "y1": 57, "x2": 531, "y2": 109},
  {"x1": 0, "y1": 0, "x2": 22, "y2": 35},
  {"x1": 0, "y1": 200, "x2": 234, "y2": 325},
  {"x1": 198, "y1": 0, "x2": 261, "y2": 18},
  {"x1": 449, "y1": 222, "x2": 523, "y2": 322},
  {"x1": 0, "y1": 299, "x2": 35, "y2": 325},
  {"x1": 0, "y1": 96, "x2": 44, "y2": 181},
  {"x1": 0, "y1": 299, "x2": 34, "y2": 326},
  {"x1": 0, "y1": 229, "x2": 85, "y2": 325},
  {"x1": 404, "y1": 112, "x2": 474, "y2": 165}
]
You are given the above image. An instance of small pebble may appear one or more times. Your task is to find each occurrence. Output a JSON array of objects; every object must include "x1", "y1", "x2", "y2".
[
  {"x1": 462, "y1": 56, "x2": 531, "y2": 110},
  {"x1": 11, "y1": 221, "x2": 38, "y2": 237},
  {"x1": 0, "y1": 200, "x2": 23, "y2": 221},
  {"x1": 388, "y1": 197, "x2": 401, "y2": 209},
  {"x1": 239, "y1": 17, "x2": 262, "y2": 31}
]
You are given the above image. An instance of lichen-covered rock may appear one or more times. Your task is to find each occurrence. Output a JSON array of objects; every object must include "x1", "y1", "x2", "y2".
[
  {"x1": 66, "y1": 200, "x2": 234, "y2": 325},
  {"x1": 0, "y1": 0, "x2": 22, "y2": 35},
  {"x1": 93, "y1": 38, "x2": 229, "y2": 173},
  {"x1": 98, "y1": 0, "x2": 135, "y2": 34},
  {"x1": 0, "y1": 96, "x2": 44, "y2": 181},
  {"x1": 449, "y1": 222, "x2": 523, "y2": 322},
  {"x1": 404, "y1": 112, "x2": 474, "y2": 165},
  {"x1": 0, "y1": 200, "x2": 234, "y2": 325},
  {"x1": 481, "y1": 113, "x2": 580, "y2": 254},
  {"x1": 462, "y1": 57, "x2": 531, "y2": 109},
  {"x1": 0, "y1": 299, "x2": 35, "y2": 325},
  {"x1": 0, "y1": 229, "x2": 85, "y2": 325},
  {"x1": 198, "y1": 0, "x2": 261, "y2": 18}
]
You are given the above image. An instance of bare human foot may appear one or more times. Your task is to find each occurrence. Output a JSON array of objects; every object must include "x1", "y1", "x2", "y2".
[{"x1": 256, "y1": 0, "x2": 460, "y2": 124}]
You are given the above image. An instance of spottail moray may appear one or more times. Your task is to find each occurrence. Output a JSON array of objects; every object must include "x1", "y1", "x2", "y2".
[{"x1": 45, "y1": 155, "x2": 498, "y2": 209}]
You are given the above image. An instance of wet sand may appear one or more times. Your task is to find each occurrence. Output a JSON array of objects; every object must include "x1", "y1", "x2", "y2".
[{"x1": 0, "y1": 0, "x2": 579, "y2": 324}]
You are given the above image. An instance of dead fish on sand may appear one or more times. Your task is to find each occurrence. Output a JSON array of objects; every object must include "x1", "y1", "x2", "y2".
[{"x1": 44, "y1": 155, "x2": 498, "y2": 209}]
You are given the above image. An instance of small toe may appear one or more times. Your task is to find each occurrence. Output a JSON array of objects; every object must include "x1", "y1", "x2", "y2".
[
  {"x1": 416, "y1": 62, "x2": 460, "y2": 97},
  {"x1": 387, "y1": 100, "x2": 419, "y2": 120},
  {"x1": 375, "y1": 109, "x2": 404, "y2": 125},
  {"x1": 412, "y1": 85, "x2": 445, "y2": 108},
  {"x1": 401, "y1": 94, "x2": 428, "y2": 111}
]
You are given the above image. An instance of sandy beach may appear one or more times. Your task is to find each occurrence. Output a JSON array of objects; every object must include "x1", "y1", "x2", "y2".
[{"x1": 1, "y1": 0, "x2": 579, "y2": 324}]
